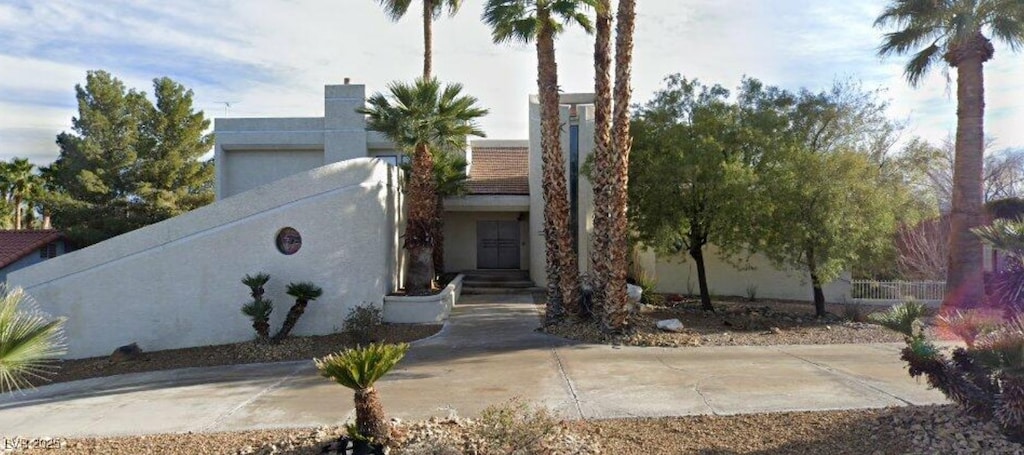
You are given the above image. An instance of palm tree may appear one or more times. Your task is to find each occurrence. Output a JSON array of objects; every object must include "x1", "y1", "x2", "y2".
[
  {"x1": 358, "y1": 78, "x2": 488, "y2": 294},
  {"x1": 273, "y1": 282, "x2": 324, "y2": 342},
  {"x1": 590, "y1": 0, "x2": 614, "y2": 324},
  {"x1": 6, "y1": 158, "x2": 38, "y2": 230},
  {"x1": 483, "y1": 0, "x2": 597, "y2": 324},
  {"x1": 876, "y1": 0, "x2": 1024, "y2": 312},
  {"x1": 315, "y1": 343, "x2": 409, "y2": 443},
  {"x1": 0, "y1": 285, "x2": 66, "y2": 393},
  {"x1": 602, "y1": 0, "x2": 636, "y2": 332},
  {"x1": 431, "y1": 151, "x2": 470, "y2": 273},
  {"x1": 375, "y1": 0, "x2": 463, "y2": 78}
]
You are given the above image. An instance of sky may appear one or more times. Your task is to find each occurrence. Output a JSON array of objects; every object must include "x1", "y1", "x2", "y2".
[{"x1": 0, "y1": 0, "x2": 1022, "y2": 165}]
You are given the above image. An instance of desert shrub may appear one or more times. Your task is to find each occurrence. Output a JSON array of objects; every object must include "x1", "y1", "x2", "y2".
[
  {"x1": 345, "y1": 303, "x2": 384, "y2": 344},
  {"x1": 745, "y1": 284, "x2": 758, "y2": 302},
  {"x1": 869, "y1": 300, "x2": 928, "y2": 337},
  {"x1": 0, "y1": 285, "x2": 66, "y2": 392},
  {"x1": 473, "y1": 397, "x2": 559, "y2": 455},
  {"x1": 935, "y1": 309, "x2": 1003, "y2": 348},
  {"x1": 901, "y1": 317, "x2": 1024, "y2": 442},
  {"x1": 841, "y1": 303, "x2": 875, "y2": 323}
]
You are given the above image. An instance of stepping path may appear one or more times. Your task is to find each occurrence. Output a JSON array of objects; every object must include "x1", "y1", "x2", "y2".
[{"x1": 0, "y1": 294, "x2": 946, "y2": 438}]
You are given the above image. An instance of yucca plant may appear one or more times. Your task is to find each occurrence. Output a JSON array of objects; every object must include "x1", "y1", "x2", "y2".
[
  {"x1": 314, "y1": 343, "x2": 410, "y2": 443},
  {"x1": 272, "y1": 282, "x2": 323, "y2": 342},
  {"x1": 869, "y1": 300, "x2": 929, "y2": 337},
  {"x1": 0, "y1": 285, "x2": 67, "y2": 393},
  {"x1": 240, "y1": 273, "x2": 273, "y2": 342},
  {"x1": 901, "y1": 317, "x2": 1024, "y2": 441}
]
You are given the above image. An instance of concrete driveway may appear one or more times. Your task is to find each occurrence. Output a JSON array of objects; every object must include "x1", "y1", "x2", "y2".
[{"x1": 0, "y1": 294, "x2": 946, "y2": 438}]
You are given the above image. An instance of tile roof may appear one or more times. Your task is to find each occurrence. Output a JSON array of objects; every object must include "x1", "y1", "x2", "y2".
[
  {"x1": 0, "y1": 230, "x2": 64, "y2": 270},
  {"x1": 466, "y1": 147, "x2": 529, "y2": 195}
]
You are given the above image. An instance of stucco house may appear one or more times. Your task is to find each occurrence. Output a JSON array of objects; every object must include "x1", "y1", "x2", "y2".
[
  {"x1": 0, "y1": 230, "x2": 71, "y2": 283},
  {"x1": 7, "y1": 81, "x2": 848, "y2": 359}
]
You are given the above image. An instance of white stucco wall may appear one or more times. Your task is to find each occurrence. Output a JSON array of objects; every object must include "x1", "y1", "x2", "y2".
[
  {"x1": 651, "y1": 245, "x2": 851, "y2": 303},
  {"x1": 222, "y1": 149, "x2": 324, "y2": 198},
  {"x1": 9, "y1": 159, "x2": 404, "y2": 359},
  {"x1": 443, "y1": 211, "x2": 529, "y2": 272}
]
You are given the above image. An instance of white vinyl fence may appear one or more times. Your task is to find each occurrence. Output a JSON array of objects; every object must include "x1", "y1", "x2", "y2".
[{"x1": 850, "y1": 280, "x2": 945, "y2": 306}]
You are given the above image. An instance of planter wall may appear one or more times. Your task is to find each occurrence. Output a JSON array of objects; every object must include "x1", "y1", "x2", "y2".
[{"x1": 383, "y1": 274, "x2": 464, "y2": 323}]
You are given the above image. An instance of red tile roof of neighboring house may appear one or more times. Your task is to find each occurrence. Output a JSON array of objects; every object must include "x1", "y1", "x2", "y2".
[
  {"x1": 467, "y1": 147, "x2": 529, "y2": 195},
  {"x1": 0, "y1": 230, "x2": 64, "y2": 269}
]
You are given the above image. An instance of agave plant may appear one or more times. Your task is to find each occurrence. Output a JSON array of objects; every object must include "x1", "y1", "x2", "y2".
[
  {"x1": 272, "y1": 282, "x2": 323, "y2": 342},
  {"x1": 869, "y1": 300, "x2": 928, "y2": 337},
  {"x1": 314, "y1": 343, "x2": 410, "y2": 443},
  {"x1": 0, "y1": 285, "x2": 67, "y2": 393}
]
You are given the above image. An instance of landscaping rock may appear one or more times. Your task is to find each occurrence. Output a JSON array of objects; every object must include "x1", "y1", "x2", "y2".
[
  {"x1": 656, "y1": 319, "x2": 685, "y2": 333},
  {"x1": 626, "y1": 284, "x2": 643, "y2": 303},
  {"x1": 109, "y1": 343, "x2": 143, "y2": 363}
]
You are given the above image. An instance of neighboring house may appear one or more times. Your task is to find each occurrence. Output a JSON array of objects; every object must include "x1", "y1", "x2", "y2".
[{"x1": 0, "y1": 230, "x2": 70, "y2": 283}]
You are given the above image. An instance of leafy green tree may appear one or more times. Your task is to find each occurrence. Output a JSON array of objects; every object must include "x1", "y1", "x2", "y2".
[
  {"x1": 628, "y1": 76, "x2": 756, "y2": 312},
  {"x1": 748, "y1": 83, "x2": 910, "y2": 316},
  {"x1": 358, "y1": 78, "x2": 487, "y2": 294},
  {"x1": 483, "y1": 0, "x2": 597, "y2": 323},
  {"x1": 374, "y1": 0, "x2": 463, "y2": 78},
  {"x1": 876, "y1": 0, "x2": 1024, "y2": 311},
  {"x1": 44, "y1": 71, "x2": 214, "y2": 246}
]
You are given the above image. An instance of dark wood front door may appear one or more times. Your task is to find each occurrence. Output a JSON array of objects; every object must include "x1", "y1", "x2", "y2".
[{"x1": 477, "y1": 221, "x2": 520, "y2": 269}]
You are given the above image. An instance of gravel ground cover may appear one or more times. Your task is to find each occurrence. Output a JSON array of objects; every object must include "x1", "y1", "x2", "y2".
[
  {"x1": 29, "y1": 324, "x2": 441, "y2": 387},
  {"x1": 12, "y1": 405, "x2": 1022, "y2": 454},
  {"x1": 544, "y1": 295, "x2": 916, "y2": 347}
]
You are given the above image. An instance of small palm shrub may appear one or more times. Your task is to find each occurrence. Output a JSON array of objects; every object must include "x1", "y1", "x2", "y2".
[
  {"x1": 241, "y1": 299, "x2": 274, "y2": 341},
  {"x1": 315, "y1": 343, "x2": 409, "y2": 444},
  {"x1": 344, "y1": 303, "x2": 384, "y2": 345},
  {"x1": 273, "y1": 281, "x2": 323, "y2": 342},
  {"x1": 0, "y1": 285, "x2": 66, "y2": 393},
  {"x1": 240, "y1": 273, "x2": 273, "y2": 342},
  {"x1": 869, "y1": 300, "x2": 928, "y2": 337}
]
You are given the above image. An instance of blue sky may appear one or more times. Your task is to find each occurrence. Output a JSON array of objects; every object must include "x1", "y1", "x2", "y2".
[{"x1": 1, "y1": 0, "x2": 1022, "y2": 164}]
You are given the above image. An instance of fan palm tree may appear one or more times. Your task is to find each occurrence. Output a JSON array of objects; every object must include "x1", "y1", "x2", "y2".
[
  {"x1": 0, "y1": 285, "x2": 67, "y2": 393},
  {"x1": 5, "y1": 158, "x2": 39, "y2": 230},
  {"x1": 431, "y1": 151, "x2": 470, "y2": 273},
  {"x1": 315, "y1": 343, "x2": 409, "y2": 443},
  {"x1": 876, "y1": 0, "x2": 1024, "y2": 312},
  {"x1": 483, "y1": 0, "x2": 598, "y2": 324},
  {"x1": 358, "y1": 78, "x2": 488, "y2": 294},
  {"x1": 375, "y1": 0, "x2": 463, "y2": 78},
  {"x1": 273, "y1": 282, "x2": 324, "y2": 342},
  {"x1": 589, "y1": 0, "x2": 613, "y2": 322}
]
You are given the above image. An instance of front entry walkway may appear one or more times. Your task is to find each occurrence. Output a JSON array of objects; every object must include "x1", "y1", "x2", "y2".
[{"x1": 0, "y1": 294, "x2": 946, "y2": 438}]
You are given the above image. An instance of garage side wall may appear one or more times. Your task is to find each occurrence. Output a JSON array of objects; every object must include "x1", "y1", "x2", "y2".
[{"x1": 9, "y1": 159, "x2": 404, "y2": 359}]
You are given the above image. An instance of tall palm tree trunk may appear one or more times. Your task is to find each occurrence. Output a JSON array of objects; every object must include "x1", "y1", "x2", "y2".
[
  {"x1": 944, "y1": 34, "x2": 993, "y2": 312},
  {"x1": 602, "y1": 0, "x2": 636, "y2": 332},
  {"x1": 422, "y1": 0, "x2": 433, "y2": 78},
  {"x1": 433, "y1": 196, "x2": 446, "y2": 273},
  {"x1": 13, "y1": 195, "x2": 22, "y2": 230},
  {"x1": 537, "y1": 14, "x2": 578, "y2": 322},
  {"x1": 590, "y1": 0, "x2": 614, "y2": 320},
  {"x1": 406, "y1": 142, "x2": 438, "y2": 293}
]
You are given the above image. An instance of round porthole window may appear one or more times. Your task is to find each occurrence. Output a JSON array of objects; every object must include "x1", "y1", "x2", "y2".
[{"x1": 275, "y1": 227, "x2": 302, "y2": 255}]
